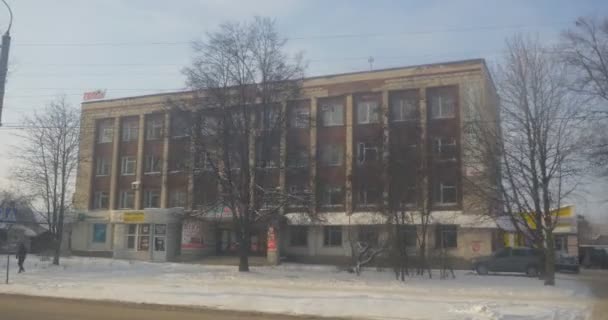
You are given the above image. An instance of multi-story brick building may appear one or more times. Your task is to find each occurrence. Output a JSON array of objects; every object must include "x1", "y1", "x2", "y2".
[{"x1": 70, "y1": 59, "x2": 500, "y2": 264}]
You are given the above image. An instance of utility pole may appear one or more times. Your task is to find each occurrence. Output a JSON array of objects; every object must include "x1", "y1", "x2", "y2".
[{"x1": 0, "y1": 0, "x2": 12, "y2": 126}]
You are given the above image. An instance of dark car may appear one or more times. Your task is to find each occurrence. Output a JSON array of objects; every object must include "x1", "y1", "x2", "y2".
[
  {"x1": 473, "y1": 247, "x2": 542, "y2": 277},
  {"x1": 555, "y1": 251, "x2": 580, "y2": 273}
]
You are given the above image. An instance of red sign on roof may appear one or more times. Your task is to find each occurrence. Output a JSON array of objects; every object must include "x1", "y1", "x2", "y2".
[{"x1": 83, "y1": 90, "x2": 106, "y2": 101}]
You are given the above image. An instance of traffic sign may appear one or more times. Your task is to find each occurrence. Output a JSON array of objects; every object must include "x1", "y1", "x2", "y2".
[{"x1": 0, "y1": 207, "x2": 16, "y2": 223}]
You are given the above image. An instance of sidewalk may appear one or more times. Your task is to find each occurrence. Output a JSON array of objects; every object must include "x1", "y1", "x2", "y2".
[{"x1": 0, "y1": 255, "x2": 595, "y2": 320}]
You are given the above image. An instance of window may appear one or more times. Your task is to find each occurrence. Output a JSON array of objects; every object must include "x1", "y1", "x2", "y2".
[
  {"x1": 169, "y1": 190, "x2": 187, "y2": 208},
  {"x1": 256, "y1": 144, "x2": 279, "y2": 168},
  {"x1": 400, "y1": 225, "x2": 417, "y2": 247},
  {"x1": 121, "y1": 156, "x2": 136, "y2": 175},
  {"x1": 554, "y1": 236, "x2": 568, "y2": 252},
  {"x1": 357, "y1": 187, "x2": 380, "y2": 206},
  {"x1": 287, "y1": 185, "x2": 309, "y2": 208},
  {"x1": 95, "y1": 158, "x2": 110, "y2": 176},
  {"x1": 357, "y1": 101, "x2": 380, "y2": 124},
  {"x1": 146, "y1": 117, "x2": 163, "y2": 140},
  {"x1": 433, "y1": 137, "x2": 457, "y2": 161},
  {"x1": 122, "y1": 120, "x2": 139, "y2": 142},
  {"x1": 171, "y1": 156, "x2": 188, "y2": 172},
  {"x1": 434, "y1": 182, "x2": 457, "y2": 205},
  {"x1": 494, "y1": 248, "x2": 511, "y2": 258},
  {"x1": 430, "y1": 92, "x2": 456, "y2": 119},
  {"x1": 154, "y1": 224, "x2": 166, "y2": 252},
  {"x1": 144, "y1": 155, "x2": 161, "y2": 173},
  {"x1": 320, "y1": 145, "x2": 343, "y2": 166},
  {"x1": 289, "y1": 226, "x2": 308, "y2": 247},
  {"x1": 138, "y1": 224, "x2": 150, "y2": 251},
  {"x1": 320, "y1": 185, "x2": 343, "y2": 207},
  {"x1": 143, "y1": 190, "x2": 160, "y2": 208},
  {"x1": 356, "y1": 142, "x2": 379, "y2": 165},
  {"x1": 323, "y1": 226, "x2": 342, "y2": 247},
  {"x1": 289, "y1": 105, "x2": 310, "y2": 128},
  {"x1": 390, "y1": 96, "x2": 418, "y2": 121},
  {"x1": 92, "y1": 224, "x2": 107, "y2": 243},
  {"x1": 287, "y1": 149, "x2": 309, "y2": 168},
  {"x1": 171, "y1": 115, "x2": 190, "y2": 138},
  {"x1": 320, "y1": 103, "x2": 344, "y2": 126},
  {"x1": 513, "y1": 248, "x2": 532, "y2": 257},
  {"x1": 403, "y1": 185, "x2": 417, "y2": 207},
  {"x1": 260, "y1": 108, "x2": 280, "y2": 130},
  {"x1": 127, "y1": 224, "x2": 137, "y2": 249},
  {"x1": 119, "y1": 190, "x2": 135, "y2": 209},
  {"x1": 97, "y1": 122, "x2": 114, "y2": 144},
  {"x1": 93, "y1": 191, "x2": 109, "y2": 209},
  {"x1": 358, "y1": 227, "x2": 378, "y2": 246},
  {"x1": 435, "y1": 225, "x2": 457, "y2": 249}
]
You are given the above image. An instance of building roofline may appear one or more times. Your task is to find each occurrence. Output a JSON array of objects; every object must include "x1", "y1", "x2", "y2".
[{"x1": 82, "y1": 58, "x2": 489, "y2": 106}]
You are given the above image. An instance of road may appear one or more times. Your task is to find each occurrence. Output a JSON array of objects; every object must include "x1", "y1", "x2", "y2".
[
  {"x1": 0, "y1": 294, "x2": 346, "y2": 320},
  {"x1": 578, "y1": 269, "x2": 608, "y2": 320}
]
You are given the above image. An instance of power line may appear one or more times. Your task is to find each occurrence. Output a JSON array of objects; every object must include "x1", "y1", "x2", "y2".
[{"x1": 11, "y1": 21, "x2": 570, "y2": 47}]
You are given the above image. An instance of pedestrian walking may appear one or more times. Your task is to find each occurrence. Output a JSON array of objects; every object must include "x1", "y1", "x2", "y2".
[{"x1": 16, "y1": 242, "x2": 27, "y2": 273}]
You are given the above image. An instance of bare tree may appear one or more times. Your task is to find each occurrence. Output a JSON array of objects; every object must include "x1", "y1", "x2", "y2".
[
  {"x1": 466, "y1": 36, "x2": 586, "y2": 285},
  {"x1": 12, "y1": 97, "x2": 80, "y2": 265},
  {"x1": 181, "y1": 17, "x2": 307, "y2": 272},
  {"x1": 560, "y1": 16, "x2": 608, "y2": 175}
]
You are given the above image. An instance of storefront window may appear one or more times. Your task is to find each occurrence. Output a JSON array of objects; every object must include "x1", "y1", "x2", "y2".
[
  {"x1": 138, "y1": 224, "x2": 150, "y2": 251},
  {"x1": 92, "y1": 224, "x2": 107, "y2": 243},
  {"x1": 126, "y1": 224, "x2": 154, "y2": 251},
  {"x1": 154, "y1": 224, "x2": 166, "y2": 252}
]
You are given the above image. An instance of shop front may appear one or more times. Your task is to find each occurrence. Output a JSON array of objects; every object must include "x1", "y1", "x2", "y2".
[{"x1": 111, "y1": 208, "x2": 182, "y2": 262}]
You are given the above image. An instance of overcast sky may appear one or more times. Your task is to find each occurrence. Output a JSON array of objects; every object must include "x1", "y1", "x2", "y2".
[{"x1": 0, "y1": 0, "x2": 606, "y2": 222}]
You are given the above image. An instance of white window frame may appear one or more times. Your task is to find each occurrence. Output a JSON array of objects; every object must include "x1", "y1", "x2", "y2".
[
  {"x1": 146, "y1": 118, "x2": 163, "y2": 140},
  {"x1": 171, "y1": 116, "x2": 190, "y2": 138},
  {"x1": 143, "y1": 189, "x2": 161, "y2": 208},
  {"x1": 356, "y1": 142, "x2": 379, "y2": 165},
  {"x1": 320, "y1": 145, "x2": 343, "y2": 166},
  {"x1": 290, "y1": 106, "x2": 310, "y2": 128},
  {"x1": 391, "y1": 97, "x2": 417, "y2": 122},
  {"x1": 436, "y1": 183, "x2": 457, "y2": 205},
  {"x1": 320, "y1": 103, "x2": 344, "y2": 126},
  {"x1": 98, "y1": 124, "x2": 113, "y2": 144},
  {"x1": 357, "y1": 189, "x2": 376, "y2": 206},
  {"x1": 321, "y1": 186, "x2": 343, "y2": 207},
  {"x1": 95, "y1": 157, "x2": 110, "y2": 176},
  {"x1": 121, "y1": 156, "x2": 136, "y2": 176},
  {"x1": 434, "y1": 137, "x2": 457, "y2": 161},
  {"x1": 119, "y1": 190, "x2": 135, "y2": 209},
  {"x1": 93, "y1": 191, "x2": 109, "y2": 209},
  {"x1": 144, "y1": 155, "x2": 162, "y2": 174},
  {"x1": 154, "y1": 224, "x2": 167, "y2": 252},
  {"x1": 126, "y1": 224, "x2": 151, "y2": 251},
  {"x1": 356, "y1": 101, "x2": 379, "y2": 124},
  {"x1": 430, "y1": 94, "x2": 456, "y2": 119},
  {"x1": 169, "y1": 190, "x2": 187, "y2": 208},
  {"x1": 122, "y1": 121, "x2": 139, "y2": 142},
  {"x1": 323, "y1": 226, "x2": 343, "y2": 247}
]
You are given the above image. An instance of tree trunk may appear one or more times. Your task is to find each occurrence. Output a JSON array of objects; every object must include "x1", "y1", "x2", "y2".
[
  {"x1": 238, "y1": 226, "x2": 250, "y2": 272},
  {"x1": 544, "y1": 231, "x2": 555, "y2": 286}
]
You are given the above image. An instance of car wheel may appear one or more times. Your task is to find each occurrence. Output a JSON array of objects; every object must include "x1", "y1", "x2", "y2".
[
  {"x1": 476, "y1": 264, "x2": 488, "y2": 275},
  {"x1": 526, "y1": 265, "x2": 538, "y2": 277}
]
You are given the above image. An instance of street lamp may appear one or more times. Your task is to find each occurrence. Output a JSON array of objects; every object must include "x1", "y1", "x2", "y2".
[{"x1": 0, "y1": 0, "x2": 12, "y2": 126}]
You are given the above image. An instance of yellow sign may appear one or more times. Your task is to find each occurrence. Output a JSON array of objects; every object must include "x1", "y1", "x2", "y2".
[
  {"x1": 123, "y1": 211, "x2": 145, "y2": 223},
  {"x1": 521, "y1": 205, "x2": 574, "y2": 230}
]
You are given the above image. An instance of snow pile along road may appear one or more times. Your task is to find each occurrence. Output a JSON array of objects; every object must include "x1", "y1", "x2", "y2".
[{"x1": 0, "y1": 256, "x2": 593, "y2": 320}]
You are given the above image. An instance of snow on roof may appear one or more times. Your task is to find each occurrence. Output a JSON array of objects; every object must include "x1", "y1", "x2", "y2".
[{"x1": 286, "y1": 211, "x2": 497, "y2": 228}]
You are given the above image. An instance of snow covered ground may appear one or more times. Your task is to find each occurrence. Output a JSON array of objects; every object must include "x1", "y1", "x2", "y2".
[{"x1": 0, "y1": 255, "x2": 594, "y2": 320}]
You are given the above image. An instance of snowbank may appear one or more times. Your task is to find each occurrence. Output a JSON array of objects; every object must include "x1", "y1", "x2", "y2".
[{"x1": 0, "y1": 255, "x2": 593, "y2": 320}]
